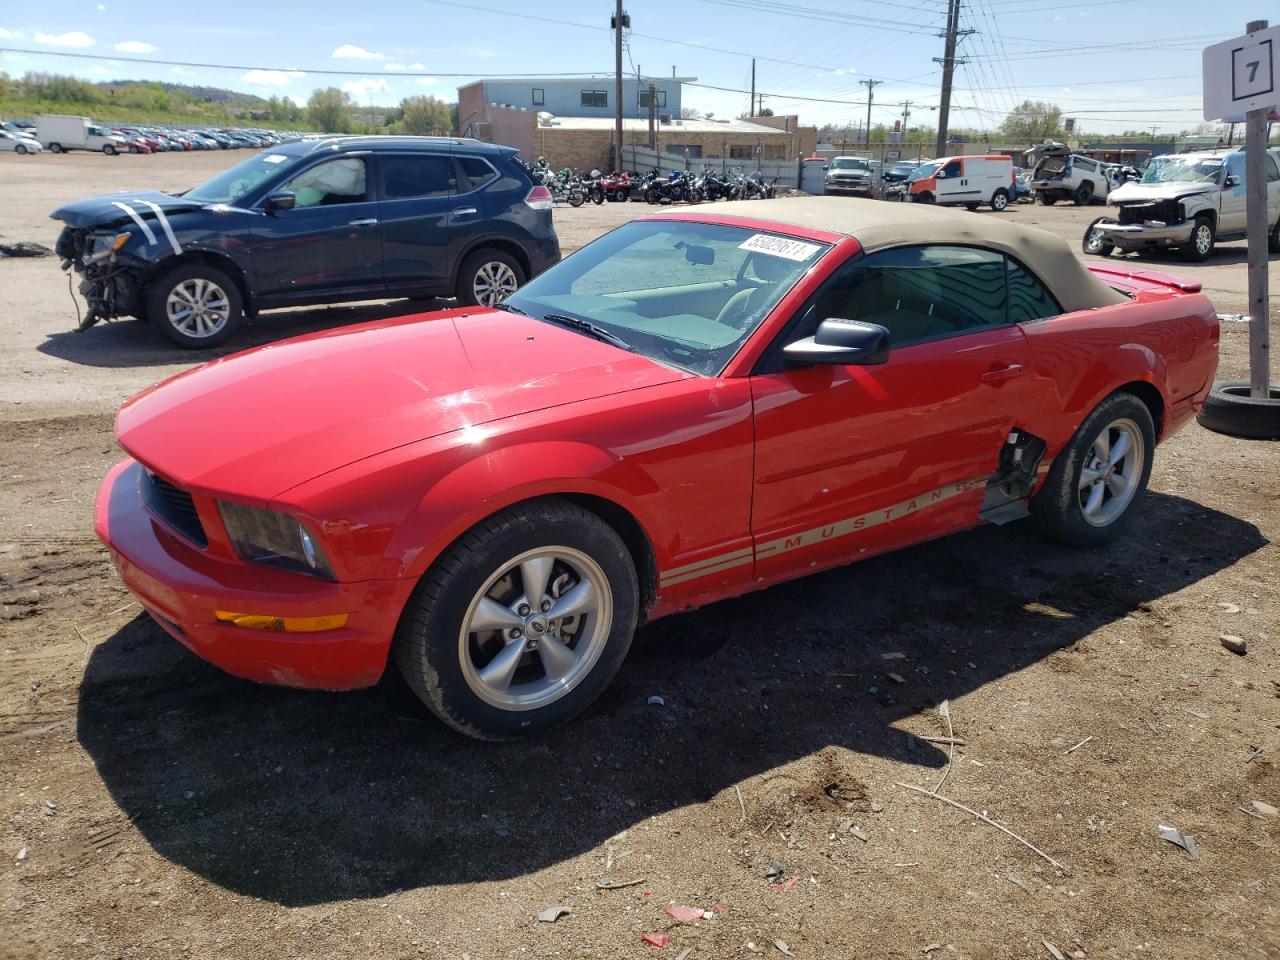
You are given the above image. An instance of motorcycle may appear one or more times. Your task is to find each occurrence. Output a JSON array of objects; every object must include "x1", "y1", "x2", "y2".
[
  {"x1": 582, "y1": 169, "x2": 607, "y2": 205},
  {"x1": 599, "y1": 170, "x2": 633, "y2": 202}
]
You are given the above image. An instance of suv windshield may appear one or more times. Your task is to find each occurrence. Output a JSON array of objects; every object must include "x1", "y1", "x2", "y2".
[
  {"x1": 1140, "y1": 156, "x2": 1224, "y2": 185},
  {"x1": 502, "y1": 220, "x2": 830, "y2": 376},
  {"x1": 830, "y1": 158, "x2": 870, "y2": 171},
  {"x1": 183, "y1": 150, "x2": 296, "y2": 203}
]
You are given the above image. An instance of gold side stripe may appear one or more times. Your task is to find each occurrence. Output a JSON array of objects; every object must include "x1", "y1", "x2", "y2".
[{"x1": 658, "y1": 476, "x2": 989, "y2": 589}]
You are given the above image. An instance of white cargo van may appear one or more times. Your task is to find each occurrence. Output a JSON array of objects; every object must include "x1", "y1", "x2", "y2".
[
  {"x1": 36, "y1": 115, "x2": 126, "y2": 155},
  {"x1": 904, "y1": 154, "x2": 1015, "y2": 211}
]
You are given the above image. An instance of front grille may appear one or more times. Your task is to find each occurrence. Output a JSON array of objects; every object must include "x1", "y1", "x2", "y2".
[
  {"x1": 1116, "y1": 199, "x2": 1184, "y2": 226},
  {"x1": 140, "y1": 470, "x2": 208, "y2": 547}
]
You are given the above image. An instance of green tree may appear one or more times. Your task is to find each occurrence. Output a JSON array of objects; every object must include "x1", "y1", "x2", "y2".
[
  {"x1": 397, "y1": 95, "x2": 452, "y2": 135},
  {"x1": 307, "y1": 87, "x2": 355, "y2": 133},
  {"x1": 1000, "y1": 100, "x2": 1064, "y2": 141}
]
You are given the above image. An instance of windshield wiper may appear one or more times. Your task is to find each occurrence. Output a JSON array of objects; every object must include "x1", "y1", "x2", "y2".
[
  {"x1": 493, "y1": 302, "x2": 529, "y2": 316},
  {"x1": 540, "y1": 313, "x2": 634, "y2": 351}
]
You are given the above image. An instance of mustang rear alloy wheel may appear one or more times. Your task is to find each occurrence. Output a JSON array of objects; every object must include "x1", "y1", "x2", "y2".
[
  {"x1": 146, "y1": 263, "x2": 244, "y2": 348},
  {"x1": 395, "y1": 498, "x2": 639, "y2": 739},
  {"x1": 457, "y1": 249, "x2": 525, "y2": 307},
  {"x1": 1031, "y1": 392, "x2": 1155, "y2": 547}
]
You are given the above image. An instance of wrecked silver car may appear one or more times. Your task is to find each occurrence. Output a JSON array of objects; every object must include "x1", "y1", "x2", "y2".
[{"x1": 1082, "y1": 149, "x2": 1280, "y2": 262}]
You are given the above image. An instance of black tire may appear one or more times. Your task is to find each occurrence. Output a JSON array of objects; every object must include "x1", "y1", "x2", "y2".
[
  {"x1": 1269, "y1": 216, "x2": 1280, "y2": 255},
  {"x1": 14, "y1": 143, "x2": 26, "y2": 155},
  {"x1": 1082, "y1": 217, "x2": 1116, "y2": 257},
  {"x1": 103, "y1": 143, "x2": 117, "y2": 156},
  {"x1": 145, "y1": 263, "x2": 244, "y2": 349},
  {"x1": 455, "y1": 248, "x2": 525, "y2": 307},
  {"x1": 915, "y1": 192, "x2": 935, "y2": 205},
  {"x1": 567, "y1": 190, "x2": 584, "y2": 208},
  {"x1": 394, "y1": 497, "x2": 639, "y2": 739},
  {"x1": 1037, "y1": 192, "x2": 1056, "y2": 205},
  {"x1": 1031, "y1": 391, "x2": 1156, "y2": 547},
  {"x1": 49, "y1": 143, "x2": 62, "y2": 154},
  {"x1": 1196, "y1": 380, "x2": 1280, "y2": 440},
  {"x1": 965, "y1": 203, "x2": 980, "y2": 212},
  {"x1": 644, "y1": 187, "x2": 660, "y2": 204},
  {"x1": 1183, "y1": 215, "x2": 1215, "y2": 262},
  {"x1": 1073, "y1": 181, "x2": 1094, "y2": 205},
  {"x1": 990, "y1": 188, "x2": 1009, "y2": 212}
]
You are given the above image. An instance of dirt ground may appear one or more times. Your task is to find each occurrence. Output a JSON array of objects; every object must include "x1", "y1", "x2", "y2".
[{"x1": 1, "y1": 150, "x2": 1278, "y2": 960}]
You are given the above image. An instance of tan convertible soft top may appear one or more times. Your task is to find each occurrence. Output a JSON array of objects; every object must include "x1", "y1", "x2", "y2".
[{"x1": 716, "y1": 196, "x2": 1128, "y2": 313}]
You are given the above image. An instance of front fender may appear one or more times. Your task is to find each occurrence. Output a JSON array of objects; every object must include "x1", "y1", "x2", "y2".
[{"x1": 386, "y1": 440, "x2": 665, "y2": 582}]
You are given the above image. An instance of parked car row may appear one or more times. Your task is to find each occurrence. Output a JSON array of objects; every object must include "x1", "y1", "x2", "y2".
[{"x1": 0, "y1": 114, "x2": 303, "y2": 157}]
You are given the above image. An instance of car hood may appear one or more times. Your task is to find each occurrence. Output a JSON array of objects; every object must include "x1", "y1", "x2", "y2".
[
  {"x1": 49, "y1": 190, "x2": 205, "y2": 229},
  {"x1": 116, "y1": 309, "x2": 689, "y2": 501},
  {"x1": 1109, "y1": 181, "x2": 1218, "y2": 204}
]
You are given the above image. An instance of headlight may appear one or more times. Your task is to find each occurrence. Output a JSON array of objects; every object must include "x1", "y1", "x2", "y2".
[
  {"x1": 217, "y1": 502, "x2": 335, "y2": 579},
  {"x1": 83, "y1": 231, "x2": 132, "y2": 263}
]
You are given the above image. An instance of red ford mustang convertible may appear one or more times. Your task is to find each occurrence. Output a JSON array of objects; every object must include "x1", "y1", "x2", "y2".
[{"x1": 96, "y1": 199, "x2": 1219, "y2": 738}]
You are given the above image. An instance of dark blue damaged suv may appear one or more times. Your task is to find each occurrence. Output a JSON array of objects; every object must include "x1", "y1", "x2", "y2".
[{"x1": 51, "y1": 136, "x2": 559, "y2": 348}]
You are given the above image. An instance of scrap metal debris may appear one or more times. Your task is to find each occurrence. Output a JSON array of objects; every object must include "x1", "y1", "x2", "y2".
[
  {"x1": 774, "y1": 939, "x2": 796, "y2": 957},
  {"x1": 537, "y1": 905, "x2": 570, "y2": 923},
  {"x1": 665, "y1": 906, "x2": 704, "y2": 924},
  {"x1": 1251, "y1": 800, "x2": 1278, "y2": 818},
  {"x1": 1043, "y1": 940, "x2": 1066, "y2": 960},
  {"x1": 642, "y1": 931, "x2": 671, "y2": 948},
  {"x1": 596, "y1": 876, "x2": 646, "y2": 890},
  {"x1": 1157, "y1": 824, "x2": 1201, "y2": 860}
]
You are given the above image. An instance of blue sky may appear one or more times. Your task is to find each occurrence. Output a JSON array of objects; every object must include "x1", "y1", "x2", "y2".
[{"x1": 0, "y1": 0, "x2": 1241, "y2": 134}]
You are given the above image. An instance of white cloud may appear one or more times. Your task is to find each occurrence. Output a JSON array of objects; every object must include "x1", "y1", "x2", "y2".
[
  {"x1": 342, "y1": 77, "x2": 391, "y2": 98},
  {"x1": 332, "y1": 43, "x2": 384, "y2": 60},
  {"x1": 416, "y1": 76, "x2": 439, "y2": 86},
  {"x1": 409, "y1": 62, "x2": 425, "y2": 70},
  {"x1": 242, "y1": 69, "x2": 300, "y2": 86},
  {"x1": 288, "y1": 94, "x2": 306, "y2": 108},
  {"x1": 97, "y1": 4, "x2": 105, "y2": 9},
  {"x1": 35, "y1": 30, "x2": 95, "y2": 48},
  {"x1": 113, "y1": 40, "x2": 156, "y2": 53},
  {"x1": 384, "y1": 62, "x2": 406, "y2": 71},
  {"x1": 0, "y1": 27, "x2": 26, "y2": 39}
]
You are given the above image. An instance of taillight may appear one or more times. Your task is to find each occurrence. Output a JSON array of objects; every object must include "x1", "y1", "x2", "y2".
[{"x1": 525, "y1": 185, "x2": 552, "y2": 210}]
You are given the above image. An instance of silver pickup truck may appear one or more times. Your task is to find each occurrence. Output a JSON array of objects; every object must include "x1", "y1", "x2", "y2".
[{"x1": 1083, "y1": 148, "x2": 1280, "y2": 261}]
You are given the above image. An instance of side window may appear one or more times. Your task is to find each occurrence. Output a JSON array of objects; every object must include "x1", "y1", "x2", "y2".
[
  {"x1": 792, "y1": 246, "x2": 1005, "y2": 348},
  {"x1": 1268, "y1": 155, "x2": 1280, "y2": 182},
  {"x1": 285, "y1": 157, "x2": 368, "y2": 208},
  {"x1": 1006, "y1": 257, "x2": 1061, "y2": 323},
  {"x1": 1076, "y1": 157, "x2": 1096, "y2": 173},
  {"x1": 380, "y1": 154, "x2": 454, "y2": 200},
  {"x1": 531, "y1": 87, "x2": 545, "y2": 106},
  {"x1": 455, "y1": 156, "x2": 498, "y2": 192},
  {"x1": 581, "y1": 90, "x2": 608, "y2": 108},
  {"x1": 1224, "y1": 153, "x2": 1246, "y2": 185},
  {"x1": 938, "y1": 160, "x2": 961, "y2": 179}
]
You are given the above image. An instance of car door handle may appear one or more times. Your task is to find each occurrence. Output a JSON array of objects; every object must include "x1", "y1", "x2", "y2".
[
  {"x1": 452, "y1": 207, "x2": 478, "y2": 218},
  {"x1": 348, "y1": 218, "x2": 378, "y2": 226},
  {"x1": 981, "y1": 363, "x2": 1024, "y2": 384}
]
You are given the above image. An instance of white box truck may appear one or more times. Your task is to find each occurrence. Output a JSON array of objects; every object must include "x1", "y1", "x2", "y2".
[{"x1": 36, "y1": 115, "x2": 126, "y2": 155}]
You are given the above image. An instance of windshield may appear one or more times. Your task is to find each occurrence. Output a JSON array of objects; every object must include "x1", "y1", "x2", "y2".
[
  {"x1": 908, "y1": 161, "x2": 941, "y2": 181},
  {"x1": 830, "y1": 158, "x2": 870, "y2": 171},
  {"x1": 1140, "y1": 156, "x2": 1224, "y2": 185},
  {"x1": 502, "y1": 220, "x2": 830, "y2": 376},
  {"x1": 183, "y1": 150, "x2": 296, "y2": 203}
]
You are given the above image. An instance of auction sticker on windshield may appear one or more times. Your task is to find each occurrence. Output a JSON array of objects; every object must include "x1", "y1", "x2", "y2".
[
  {"x1": 738, "y1": 234, "x2": 823, "y2": 261},
  {"x1": 262, "y1": 154, "x2": 289, "y2": 164}
]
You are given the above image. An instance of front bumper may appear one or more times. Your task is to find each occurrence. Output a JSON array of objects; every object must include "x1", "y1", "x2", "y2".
[
  {"x1": 824, "y1": 179, "x2": 872, "y2": 195},
  {"x1": 94, "y1": 459, "x2": 416, "y2": 690},
  {"x1": 1094, "y1": 220, "x2": 1194, "y2": 251}
]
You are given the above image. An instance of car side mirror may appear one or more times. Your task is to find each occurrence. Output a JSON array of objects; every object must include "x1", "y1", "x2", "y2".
[
  {"x1": 783, "y1": 318, "x2": 890, "y2": 366},
  {"x1": 263, "y1": 190, "x2": 296, "y2": 214},
  {"x1": 1224, "y1": 175, "x2": 1241, "y2": 188}
]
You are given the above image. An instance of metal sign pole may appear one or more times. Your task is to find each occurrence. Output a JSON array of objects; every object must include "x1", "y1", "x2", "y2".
[{"x1": 1244, "y1": 19, "x2": 1271, "y2": 399}]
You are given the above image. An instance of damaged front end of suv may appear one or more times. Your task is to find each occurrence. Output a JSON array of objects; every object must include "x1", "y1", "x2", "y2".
[{"x1": 52, "y1": 190, "x2": 213, "y2": 337}]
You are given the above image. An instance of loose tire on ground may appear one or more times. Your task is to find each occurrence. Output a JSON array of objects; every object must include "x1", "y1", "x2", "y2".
[
  {"x1": 394, "y1": 497, "x2": 639, "y2": 739},
  {"x1": 456, "y1": 248, "x2": 525, "y2": 307},
  {"x1": 1031, "y1": 391, "x2": 1156, "y2": 547},
  {"x1": 1196, "y1": 380, "x2": 1280, "y2": 440},
  {"x1": 145, "y1": 262, "x2": 244, "y2": 349}
]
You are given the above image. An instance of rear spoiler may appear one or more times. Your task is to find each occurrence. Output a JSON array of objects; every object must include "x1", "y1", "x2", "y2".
[{"x1": 1084, "y1": 263, "x2": 1202, "y2": 294}]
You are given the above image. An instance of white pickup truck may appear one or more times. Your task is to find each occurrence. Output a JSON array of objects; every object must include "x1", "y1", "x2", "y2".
[
  {"x1": 1083, "y1": 148, "x2": 1280, "y2": 261},
  {"x1": 36, "y1": 114, "x2": 127, "y2": 155}
]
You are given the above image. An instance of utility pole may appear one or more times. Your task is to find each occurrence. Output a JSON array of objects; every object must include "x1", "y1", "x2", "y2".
[
  {"x1": 750, "y1": 58, "x2": 756, "y2": 118},
  {"x1": 900, "y1": 100, "x2": 913, "y2": 134},
  {"x1": 860, "y1": 78, "x2": 881, "y2": 146},
  {"x1": 933, "y1": 0, "x2": 972, "y2": 158},
  {"x1": 612, "y1": 1, "x2": 626, "y2": 171},
  {"x1": 648, "y1": 83, "x2": 656, "y2": 150}
]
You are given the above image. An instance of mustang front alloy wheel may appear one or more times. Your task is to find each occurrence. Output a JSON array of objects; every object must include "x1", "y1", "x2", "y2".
[{"x1": 395, "y1": 498, "x2": 638, "y2": 739}]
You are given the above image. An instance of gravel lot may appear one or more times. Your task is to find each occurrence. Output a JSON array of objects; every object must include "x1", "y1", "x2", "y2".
[{"x1": 1, "y1": 149, "x2": 1277, "y2": 960}]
